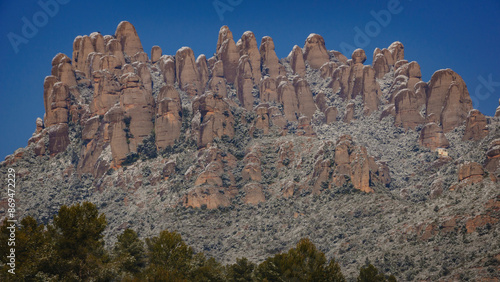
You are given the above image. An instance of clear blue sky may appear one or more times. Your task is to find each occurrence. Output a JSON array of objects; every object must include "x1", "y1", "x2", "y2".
[{"x1": 1, "y1": 0, "x2": 499, "y2": 160}]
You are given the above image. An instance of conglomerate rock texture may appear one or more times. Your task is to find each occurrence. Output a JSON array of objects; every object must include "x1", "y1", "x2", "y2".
[{"x1": 2, "y1": 21, "x2": 500, "y2": 281}]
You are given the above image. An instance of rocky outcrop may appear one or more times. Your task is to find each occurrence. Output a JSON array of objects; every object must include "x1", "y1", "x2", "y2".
[
  {"x1": 91, "y1": 70, "x2": 121, "y2": 116},
  {"x1": 237, "y1": 31, "x2": 261, "y2": 83},
  {"x1": 289, "y1": 45, "x2": 306, "y2": 77},
  {"x1": 176, "y1": 47, "x2": 201, "y2": 97},
  {"x1": 311, "y1": 136, "x2": 390, "y2": 193},
  {"x1": 303, "y1": 34, "x2": 329, "y2": 69},
  {"x1": 259, "y1": 36, "x2": 284, "y2": 78},
  {"x1": 394, "y1": 89, "x2": 425, "y2": 130},
  {"x1": 119, "y1": 73, "x2": 155, "y2": 152},
  {"x1": 293, "y1": 78, "x2": 316, "y2": 118},
  {"x1": 44, "y1": 80, "x2": 70, "y2": 127},
  {"x1": 115, "y1": 21, "x2": 144, "y2": 57},
  {"x1": 151, "y1": 45, "x2": 162, "y2": 64},
  {"x1": 159, "y1": 55, "x2": 176, "y2": 85},
  {"x1": 259, "y1": 76, "x2": 278, "y2": 103},
  {"x1": 216, "y1": 26, "x2": 239, "y2": 84},
  {"x1": 419, "y1": 123, "x2": 450, "y2": 150},
  {"x1": 463, "y1": 109, "x2": 489, "y2": 141},
  {"x1": 458, "y1": 162, "x2": 484, "y2": 184},
  {"x1": 236, "y1": 55, "x2": 255, "y2": 110},
  {"x1": 208, "y1": 60, "x2": 227, "y2": 98},
  {"x1": 278, "y1": 81, "x2": 299, "y2": 122},
  {"x1": 193, "y1": 93, "x2": 235, "y2": 147},
  {"x1": 426, "y1": 69, "x2": 473, "y2": 132},
  {"x1": 196, "y1": 55, "x2": 209, "y2": 92},
  {"x1": 242, "y1": 183, "x2": 265, "y2": 205},
  {"x1": 484, "y1": 139, "x2": 500, "y2": 174},
  {"x1": 155, "y1": 85, "x2": 182, "y2": 149},
  {"x1": 372, "y1": 42, "x2": 405, "y2": 78},
  {"x1": 343, "y1": 102, "x2": 355, "y2": 123}
]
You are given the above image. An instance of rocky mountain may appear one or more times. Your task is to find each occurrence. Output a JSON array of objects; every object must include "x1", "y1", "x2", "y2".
[{"x1": 1, "y1": 21, "x2": 499, "y2": 280}]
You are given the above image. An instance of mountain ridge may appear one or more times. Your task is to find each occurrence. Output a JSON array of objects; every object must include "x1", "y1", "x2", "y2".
[{"x1": 1, "y1": 21, "x2": 499, "y2": 280}]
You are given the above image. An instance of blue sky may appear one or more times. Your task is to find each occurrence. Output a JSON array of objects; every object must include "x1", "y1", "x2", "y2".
[{"x1": 1, "y1": 0, "x2": 499, "y2": 159}]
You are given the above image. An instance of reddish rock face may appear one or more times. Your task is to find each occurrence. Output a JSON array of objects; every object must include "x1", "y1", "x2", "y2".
[
  {"x1": 176, "y1": 47, "x2": 201, "y2": 97},
  {"x1": 243, "y1": 183, "x2": 265, "y2": 205},
  {"x1": 208, "y1": 60, "x2": 227, "y2": 98},
  {"x1": 216, "y1": 26, "x2": 239, "y2": 84},
  {"x1": 193, "y1": 93, "x2": 235, "y2": 147},
  {"x1": 151, "y1": 45, "x2": 162, "y2": 64},
  {"x1": 237, "y1": 31, "x2": 261, "y2": 83},
  {"x1": 303, "y1": 34, "x2": 330, "y2": 69},
  {"x1": 293, "y1": 78, "x2": 317, "y2": 119},
  {"x1": 155, "y1": 85, "x2": 182, "y2": 149},
  {"x1": 419, "y1": 123, "x2": 450, "y2": 150},
  {"x1": 44, "y1": 81, "x2": 70, "y2": 127},
  {"x1": 196, "y1": 55, "x2": 209, "y2": 92},
  {"x1": 115, "y1": 21, "x2": 144, "y2": 57},
  {"x1": 159, "y1": 55, "x2": 176, "y2": 85},
  {"x1": 373, "y1": 53, "x2": 389, "y2": 79},
  {"x1": 236, "y1": 55, "x2": 255, "y2": 110},
  {"x1": 463, "y1": 109, "x2": 489, "y2": 141},
  {"x1": 394, "y1": 89, "x2": 425, "y2": 130},
  {"x1": 319, "y1": 62, "x2": 338, "y2": 79},
  {"x1": 119, "y1": 73, "x2": 155, "y2": 152},
  {"x1": 278, "y1": 81, "x2": 299, "y2": 122},
  {"x1": 48, "y1": 123, "x2": 70, "y2": 155},
  {"x1": 91, "y1": 70, "x2": 121, "y2": 116},
  {"x1": 289, "y1": 45, "x2": 306, "y2": 77},
  {"x1": 458, "y1": 162, "x2": 484, "y2": 184},
  {"x1": 426, "y1": 69, "x2": 473, "y2": 132},
  {"x1": 311, "y1": 137, "x2": 390, "y2": 193},
  {"x1": 259, "y1": 36, "x2": 284, "y2": 78},
  {"x1": 259, "y1": 76, "x2": 278, "y2": 103},
  {"x1": 484, "y1": 139, "x2": 500, "y2": 174},
  {"x1": 352, "y1": 49, "x2": 367, "y2": 64},
  {"x1": 343, "y1": 102, "x2": 355, "y2": 123}
]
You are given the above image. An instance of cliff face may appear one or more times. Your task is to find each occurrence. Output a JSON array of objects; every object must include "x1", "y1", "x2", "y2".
[{"x1": 2, "y1": 21, "x2": 500, "y2": 280}]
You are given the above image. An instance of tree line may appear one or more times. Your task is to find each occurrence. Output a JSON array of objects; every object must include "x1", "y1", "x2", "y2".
[{"x1": 0, "y1": 202, "x2": 396, "y2": 281}]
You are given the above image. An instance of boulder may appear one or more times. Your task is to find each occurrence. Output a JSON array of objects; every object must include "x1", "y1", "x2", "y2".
[
  {"x1": 243, "y1": 183, "x2": 266, "y2": 205},
  {"x1": 458, "y1": 162, "x2": 484, "y2": 184},
  {"x1": 343, "y1": 102, "x2": 355, "y2": 123},
  {"x1": 303, "y1": 34, "x2": 330, "y2": 69},
  {"x1": 463, "y1": 109, "x2": 489, "y2": 141},
  {"x1": 325, "y1": 106, "x2": 338, "y2": 124}
]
